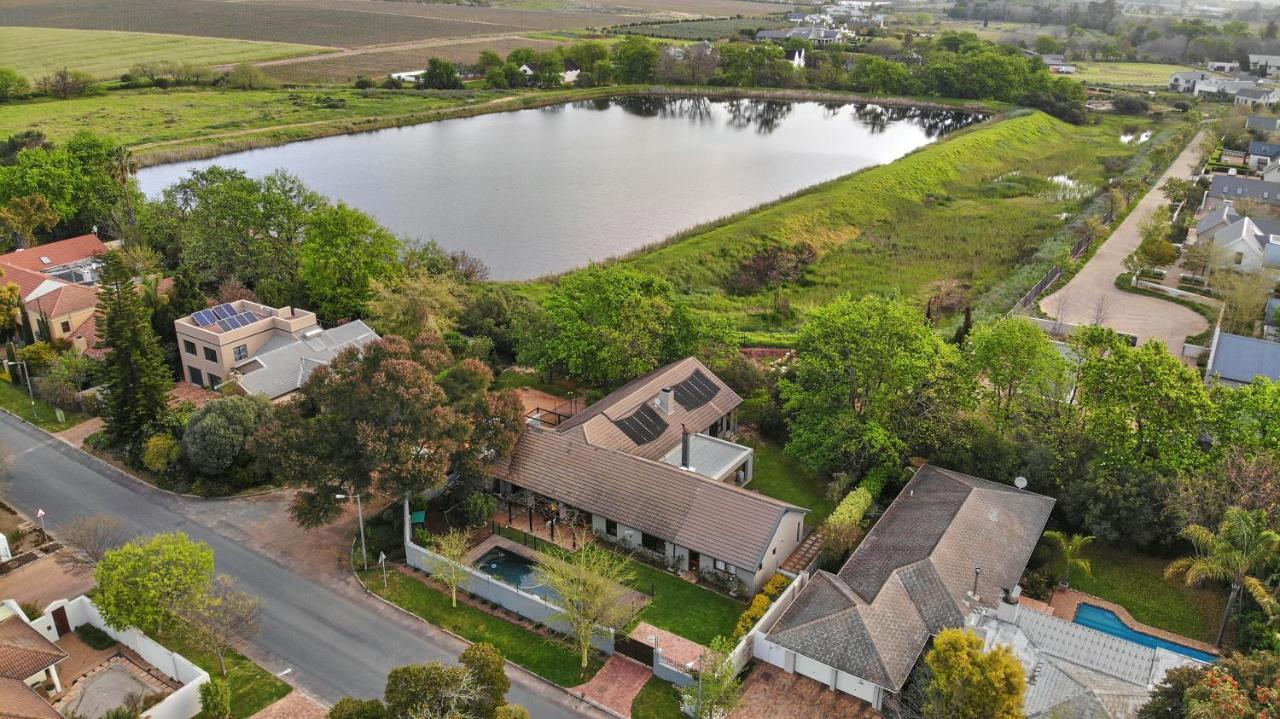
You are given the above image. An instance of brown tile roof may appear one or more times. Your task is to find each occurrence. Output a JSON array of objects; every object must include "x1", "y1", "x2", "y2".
[
  {"x1": 0, "y1": 613, "x2": 65, "y2": 680},
  {"x1": 500, "y1": 427, "x2": 805, "y2": 570},
  {"x1": 556, "y1": 357, "x2": 742, "y2": 461},
  {"x1": 0, "y1": 677, "x2": 61, "y2": 719},
  {"x1": 71, "y1": 312, "x2": 105, "y2": 360},
  {"x1": 767, "y1": 465, "x2": 1054, "y2": 692},
  {"x1": 0, "y1": 235, "x2": 106, "y2": 273},
  {"x1": 0, "y1": 265, "x2": 55, "y2": 300},
  {"x1": 25, "y1": 284, "x2": 97, "y2": 318}
]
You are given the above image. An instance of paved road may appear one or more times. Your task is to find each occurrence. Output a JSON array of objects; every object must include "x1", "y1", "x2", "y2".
[
  {"x1": 1041, "y1": 130, "x2": 1210, "y2": 351},
  {"x1": 0, "y1": 413, "x2": 605, "y2": 718}
]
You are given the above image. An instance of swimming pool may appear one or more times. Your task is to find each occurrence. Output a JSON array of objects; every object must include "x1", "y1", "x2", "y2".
[
  {"x1": 473, "y1": 547, "x2": 559, "y2": 603},
  {"x1": 1073, "y1": 603, "x2": 1217, "y2": 663}
]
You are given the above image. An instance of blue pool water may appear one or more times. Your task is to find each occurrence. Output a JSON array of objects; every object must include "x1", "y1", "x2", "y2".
[
  {"x1": 1073, "y1": 603, "x2": 1217, "y2": 663},
  {"x1": 473, "y1": 547, "x2": 559, "y2": 603}
]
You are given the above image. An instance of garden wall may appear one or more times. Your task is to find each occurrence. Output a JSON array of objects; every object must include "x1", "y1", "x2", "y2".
[{"x1": 402, "y1": 501, "x2": 615, "y2": 655}]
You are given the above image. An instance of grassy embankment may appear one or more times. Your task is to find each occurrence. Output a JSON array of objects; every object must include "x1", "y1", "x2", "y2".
[
  {"x1": 0, "y1": 376, "x2": 85, "y2": 432},
  {"x1": 0, "y1": 27, "x2": 329, "y2": 81},
  {"x1": 516, "y1": 110, "x2": 1159, "y2": 343}
]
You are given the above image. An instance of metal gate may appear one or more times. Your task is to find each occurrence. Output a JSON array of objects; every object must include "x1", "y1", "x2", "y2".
[{"x1": 615, "y1": 635, "x2": 655, "y2": 665}]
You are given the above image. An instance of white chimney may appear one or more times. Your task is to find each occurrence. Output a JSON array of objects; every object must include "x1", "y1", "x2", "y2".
[{"x1": 655, "y1": 387, "x2": 674, "y2": 414}]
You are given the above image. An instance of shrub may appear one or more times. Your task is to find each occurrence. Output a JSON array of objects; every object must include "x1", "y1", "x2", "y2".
[
  {"x1": 222, "y1": 63, "x2": 277, "y2": 90},
  {"x1": 199, "y1": 678, "x2": 232, "y2": 719},
  {"x1": 354, "y1": 76, "x2": 375, "y2": 89},
  {"x1": 824, "y1": 486, "x2": 873, "y2": 557},
  {"x1": 84, "y1": 430, "x2": 110, "y2": 450},
  {"x1": 734, "y1": 593, "x2": 772, "y2": 638},
  {"x1": 381, "y1": 76, "x2": 404, "y2": 90},
  {"x1": 1112, "y1": 95, "x2": 1150, "y2": 115},
  {"x1": 16, "y1": 342, "x2": 56, "y2": 374},
  {"x1": 1173, "y1": 100, "x2": 1191, "y2": 112},
  {"x1": 19, "y1": 601, "x2": 41, "y2": 620},
  {"x1": 760, "y1": 573, "x2": 789, "y2": 600},
  {"x1": 858, "y1": 465, "x2": 895, "y2": 501},
  {"x1": 464, "y1": 492, "x2": 497, "y2": 527},
  {"x1": 75, "y1": 623, "x2": 118, "y2": 650},
  {"x1": 181, "y1": 395, "x2": 272, "y2": 476},
  {"x1": 726, "y1": 242, "x2": 817, "y2": 295},
  {"x1": 142, "y1": 434, "x2": 181, "y2": 473}
]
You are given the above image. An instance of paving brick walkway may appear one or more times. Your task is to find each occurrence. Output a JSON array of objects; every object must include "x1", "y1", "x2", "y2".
[
  {"x1": 780, "y1": 527, "x2": 823, "y2": 575},
  {"x1": 573, "y1": 655, "x2": 651, "y2": 718}
]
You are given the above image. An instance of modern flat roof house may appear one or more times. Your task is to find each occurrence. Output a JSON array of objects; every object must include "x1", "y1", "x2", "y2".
[
  {"x1": 760, "y1": 465, "x2": 1054, "y2": 710},
  {"x1": 497, "y1": 357, "x2": 807, "y2": 593},
  {"x1": 174, "y1": 300, "x2": 378, "y2": 399}
]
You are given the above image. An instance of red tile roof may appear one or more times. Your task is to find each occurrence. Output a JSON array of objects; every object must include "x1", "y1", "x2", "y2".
[
  {"x1": 0, "y1": 677, "x2": 61, "y2": 719},
  {"x1": 0, "y1": 265, "x2": 55, "y2": 300},
  {"x1": 24, "y1": 284, "x2": 97, "y2": 318},
  {"x1": 0, "y1": 235, "x2": 106, "y2": 273},
  {"x1": 0, "y1": 613, "x2": 65, "y2": 680},
  {"x1": 72, "y1": 313, "x2": 105, "y2": 360}
]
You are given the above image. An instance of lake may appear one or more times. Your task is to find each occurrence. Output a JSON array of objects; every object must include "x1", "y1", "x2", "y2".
[{"x1": 138, "y1": 96, "x2": 983, "y2": 280}]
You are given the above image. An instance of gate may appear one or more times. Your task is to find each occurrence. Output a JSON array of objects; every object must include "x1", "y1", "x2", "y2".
[
  {"x1": 52, "y1": 607, "x2": 70, "y2": 636},
  {"x1": 615, "y1": 634, "x2": 655, "y2": 665}
]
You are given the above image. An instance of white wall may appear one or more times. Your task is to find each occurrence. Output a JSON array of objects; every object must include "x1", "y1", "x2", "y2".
[
  {"x1": 746, "y1": 511, "x2": 806, "y2": 591},
  {"x1": 33, "y1": 596, "x2": 209, "y2": 719}
]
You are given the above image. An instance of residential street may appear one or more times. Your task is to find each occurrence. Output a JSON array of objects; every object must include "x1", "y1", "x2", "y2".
[
  {"x1": 0, "y1": 413, "x2": 606, "y2": 718},
  {"x1": 1041, "y1": 129, "x2": 1209, "y2": 351}
]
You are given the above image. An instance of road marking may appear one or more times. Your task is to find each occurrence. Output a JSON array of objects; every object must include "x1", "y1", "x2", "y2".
[{"x1": 276, "y1": 668, "x2": 293, "y2": 677}]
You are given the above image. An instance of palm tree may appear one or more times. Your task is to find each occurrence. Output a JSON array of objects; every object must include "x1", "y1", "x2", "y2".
[
  {"x1": 1042, "y1": 531, "x2": 1094, "y2": 588},
  {"x1": 1165, "y1": 507, "x2": 1280, "y2": 648}
]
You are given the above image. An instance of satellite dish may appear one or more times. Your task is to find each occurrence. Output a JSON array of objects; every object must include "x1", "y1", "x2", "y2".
[{"x1": 1014, "y1": 476, "x2": 1028, "y2": 490}]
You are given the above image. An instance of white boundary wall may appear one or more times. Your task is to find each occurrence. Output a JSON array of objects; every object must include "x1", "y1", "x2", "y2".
[{"x1": 27, "y1": 596, "x2": 209, "y2": 719}]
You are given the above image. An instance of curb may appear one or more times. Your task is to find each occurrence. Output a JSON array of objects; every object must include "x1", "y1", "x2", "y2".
[{"x1": 350, "y1": 561, "x2": 628, "y2": 719}]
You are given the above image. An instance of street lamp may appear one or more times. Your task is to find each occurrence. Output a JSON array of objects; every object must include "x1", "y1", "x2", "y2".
[{"x1": 336, "y1": 493, "x2": 368, "y2": 569}]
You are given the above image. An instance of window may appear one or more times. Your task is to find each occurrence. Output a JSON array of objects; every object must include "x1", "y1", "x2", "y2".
[
  {"x1": 183, "y1": 340, "x2": 196, "y2": 355},
  {"x1": 605, "y1": 519, "x2": 618, "y2": 537},
  {"x1": 209, "y1": 374, "x2": 221, "y2": 388},
  {"x1": 203, "y1": 347, "x2": 217, "y2": 362},
  {"x1": 188, "y1": 367, "x2": 204, "y2": 386},
  {"x1": 640, "y1": 532, "x2": 666, "y2": 554},
  {"x1": 59, "y1": 320, "x2": 71, "y2": 333},
  {"x1": 233, "y1": 344, "x2": 248, "y2": 362},
  {"x1": 1235, "y1": 252, "x2": 1245, "y2": 265},
  {"x1": 713, "y1": 558, "x2": 736, "y2": 574}
]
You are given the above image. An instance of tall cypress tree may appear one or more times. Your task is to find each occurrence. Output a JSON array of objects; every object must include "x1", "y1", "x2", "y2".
[{"x1": 97, "y1": 251, "x2": 172, "y2": 452}]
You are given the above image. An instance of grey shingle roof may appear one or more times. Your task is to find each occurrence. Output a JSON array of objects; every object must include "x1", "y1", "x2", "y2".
[
  {"x1": 233, "y1": 320, "x2": 379, "y2": 399},
  {"x1": 498, "y1": 427, "x2": 805, "y2": 569},
  {"x1": 767, "y1": 465, "x2": 1054, "y2": 692},
  {"x1": 1248, "y1": 115, "x2": 1280, "y2": 131},
  {"x1": 1250, "y1": 140, "x2": 1280, "y2": 157},
  {"x1": 1208, "y1": 331, "x2": 1280, "y2": 384},
  {"x1": 1208, "y1": 175, "x2": 1280, "y2": 204},
  {"x1": 1196, "y1": 203, "x2": 1238, "y2": 236}
]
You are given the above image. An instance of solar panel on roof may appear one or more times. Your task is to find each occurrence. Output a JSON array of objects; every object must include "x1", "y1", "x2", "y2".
[
  {"x1": 216, "y1": 319, "x2": 234, "y2": 332},
  {"x1": 613, "y1": 404, "x2": 668, "y2": 445},
  {"x1": 212, "y1": 303, "x2": 236, "y2": 320},
  {"x1": 673, "y1": 370, "x2": 720, "y2": 410},
  {"x1": 192, "y1": 309, "x2": 217, "y2": 327}
]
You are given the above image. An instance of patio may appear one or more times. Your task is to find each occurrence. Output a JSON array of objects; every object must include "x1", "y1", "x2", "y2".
[
  {"x1": 730, "y1": 663, "x2": 881, "y2": 719},
  {"x1": 52, "y1": 633, "x2": 179, "y2": 719}
]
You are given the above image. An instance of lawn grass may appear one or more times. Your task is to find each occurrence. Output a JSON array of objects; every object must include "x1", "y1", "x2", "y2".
[
  {"x1": 0, "y1": 377, "x2": 85, "y2": 432},
  {"x1": 361, "y1": 567, "x2": 602, "y2": 687},
  {"x1": 156, "y1": 623, "x2": 291, "y2": 719},
  {"x1": 744, "y1": 438, "x2": 834, "y2": 524},
  {"x1": 1068, "y1": 543, "x2": 1228, "y2": 645},
  {"x1": 1073, "y1": 62, "x2": 1215, "y2": 86},
  {"x1": 631, "y1": 676, "x2": 685, "y2": 718},
  {"x1": 0, "y1": 27, "x2": 329, "y2": 81}
]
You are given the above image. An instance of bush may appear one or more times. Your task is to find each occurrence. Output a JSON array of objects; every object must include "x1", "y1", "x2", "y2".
[
  {"x1": 858, "y1": 465, "x2": 895, "y2": 501},
  {"x1": 354, "y1": 76, "x2": 375, "y2": 89},
  {"x1": 19, "y1": 601, "x2": 41, "y2": 620},
  {"x1": 181, "y1": 395, "x2": 272, "y2": 476},
  {"x1": 1112, "y1": 95, "x2": 1150, "y2": 115},
  {"x1": 16, "y1": 342, "x2": 57, "y2": 373},
  {"x1": 726, "y1": 242, "x2": 816, "y2": 295},
  {"x1": 199, "y1": 678, "x2": 232, "y2": 719},
  {"x1": 75, "y1": 623, "x2": 118, "y2": 650},
  {"x1": 1173, "y1": 100, "x2": 1191, "y2": 112},
  {"x1": 142, "y1": 434, "x2": 181, "y2": 473},
  {"x1": 84, "y1": 430, "x2": 110, "y2": 450},
  {"x1": 381, "y1": 76, "x2": 404, "y2": 90},
  {"x1": 464, "y1": 492, "x2": 497, "y2": 527},
  {"x1": 222, "y1": 63, "x2": 277, "y2": 90},
  {"x1": 733, "y1": 593, "x2": 772, "y2": 638},
  {"x1": 824, "y1": 486, "x2": 873, "y2": 557},
  {"x1": 760, "y1": 573, "x2": 789, "y2": 600},
  {"x1": 1019, "y1": 568, "x2": 1054, "y2": 602}
]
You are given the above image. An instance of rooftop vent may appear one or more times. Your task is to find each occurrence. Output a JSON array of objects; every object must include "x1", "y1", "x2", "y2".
[
  {"x1": 655, "y1": 387, "x2": 674, "y2": 414},
  {"x1": 39, "y1": 256, "x2": 51, "y2": 264},
  {"x1": 302, "y1": 328, "x2": 323, "y2": 339}
]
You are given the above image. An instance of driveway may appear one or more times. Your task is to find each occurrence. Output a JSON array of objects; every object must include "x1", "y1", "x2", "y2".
[
  {"x1": 0, "y1": 413, "x2": 606, "y2": 717},
  {"x1": 1041, "y1": 130, "x2": 1209, "y2": 351}
]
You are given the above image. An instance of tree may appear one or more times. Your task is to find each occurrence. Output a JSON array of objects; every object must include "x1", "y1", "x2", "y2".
[
  {"x1": 1215, "y1": 270, "x2": 1277, "y2": 335},
  {"x1": 1138, "y1": 664, "x2": 1206, "y2": 718},
  {"x1": 180, "y1": 574, "x2": 262, "y2": 676},
  {"x1": 223, "y1": 63, "x2": 277, "y2": 90},
  {"x1": 181, "y1": 395, "x2": 272, "y2": 476},
  {"x1": 1215, "y1": 378, "x2": 1280, "y2": 455},
  {"x1": 55, "y1": 514, "x2": 128, "y2": 574},
  {"x1": 1182, "y1": 651, "x2": 1280, "y2": 718},
  {"x1": 515, "y1": 266, "x2": 706, "y2": 385},
  {"x1": 612, "y1": 36, "x2": 659, "y2": 83},
  {"x1": 428, "y1": 529, "x2": 472, "y2": 608},
  {"x1": 1162, "y1": 177, "x2": 1197, "y2": 206},
  {"x1": 924, "y1": 628, "x2": 1025, "y2": 719},
  {"x1": 682, "y1": 636, "x2": 742, "y2": 719},
  {"x1": 384, "y1": 663, "x2": 481, "y2": 719},
  {"x1": 1166, "y1": 507, "x2": 1280, "y2": 647},
  {"x1": 1174, "y1": 448, "x2": 1280, "y2": 530},
  {"x1": 199, "y1": 678, "x2": 232, "y2": 719},
  {"x1": 97, "y1": 251, "x2": 173, "y2": 453},
  {"x1": 37, "y1": 69, "x2": 92, "y2": 99},
  {"x1": 459, "y1": 642, "x2": 510, "y2": 719},
  {"x1": 780, "y1": 294, "x2": 960, "y2": 475},
  {"x1": 301, "y1": 202, "x2": 403, "y2": 321},
  {"x1": 535, "y1": 536, "x2": 638, "y2": 668},
  {"x1": 0, "y1": 68, "x2": 28, "y2": 102},
  {"x1": 95, "y1": 532, "x2": 215, "y2": 635},
  {"x1": 967, "y1": 317, "x2": 1067, "y2": 427},
  {"x1": 366, "y1": 270, "x2": 463, "y2": 339},
  {"x1": 0, "y1": 193, "x2": 58, "y2": 250},
  {"x1": 420, "y1": 57, "x2": 464, "y2": 90},
  {"x1": 1040, "y1": 531, "x2": 1093, "y2": 587}
]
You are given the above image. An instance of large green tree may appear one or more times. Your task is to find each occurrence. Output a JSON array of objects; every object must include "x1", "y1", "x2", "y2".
[
  {"x1": 924, "y1": 628, "x2": 1025, "y2": 719},
  {"x1": 94, "y1": 532, "x2": 215, "y2": 635},
  {"x1": 300, "y1": 202, "x2": 403, "y2": 321},
  {"x1": 611, "y1": 36, "x2": 659, "y2": 83},
  {"x1": 181, "y1": 395, "x2": 273, "y2": 476},
  {"x1": 967, "y1": 316, "x2": 1067, "y2": 428},
  {"x1": 97, "y1": 251, "x2": 173, "y2": 453}
]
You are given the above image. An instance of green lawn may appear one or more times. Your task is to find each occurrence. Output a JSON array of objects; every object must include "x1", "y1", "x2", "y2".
[
  {"x1": 1073, "y1": 62, "x2": 1215, "y2": 86},
  {"x1": 631, "y1": 676, "x2": 685, "y2": 719},
  {"x1": 1069, "y1": 543, "x2": 1227, "y2": 645},
  {"x1": 156, "y1": 623, "x2": 291, "y2": 719},
  {"x1": 0, "y1": 27, "x2": 329, "y2": 81},
  {"x1": 0, "y1": 377, "x2": 85, "y2": 432},
  {"x1": 361, "y1": 568, "x2": 602, "y2": 687},
  {"x1": 744, "y1": 439, "x2": 834, "y2": 524}
]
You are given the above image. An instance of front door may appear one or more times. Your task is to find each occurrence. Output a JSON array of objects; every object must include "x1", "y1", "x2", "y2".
[
  {"x1": 689, "y1": 551, "x2": 700, "y2": 572},
  {"x1": 52, "y1": 606, "x2": 70, "y2": 636}
]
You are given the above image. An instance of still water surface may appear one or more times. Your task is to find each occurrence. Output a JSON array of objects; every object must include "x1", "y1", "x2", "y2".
[{"x1": 138, "y1": 96, "x2": 982, "y2": 279}]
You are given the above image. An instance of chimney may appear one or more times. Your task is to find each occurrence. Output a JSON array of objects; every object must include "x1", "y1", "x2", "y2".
[
  {"x1": 681, "y1": 425, "x2": 691, "y2": 470},
  {"x1": 997, "y1": 586, "x2": 1021, "y2": 623},
  {"x1": 656, "y1": 387, "x2": 674, "y2": 414},
  {"x1": 968, "y1": 567, "x2": 982, "y2": 602}
]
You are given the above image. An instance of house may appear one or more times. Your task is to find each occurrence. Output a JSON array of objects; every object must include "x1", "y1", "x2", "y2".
[
  {"x1": 756, "y1": 27, "x2": 847, "y2": 46},
  {"x1": 1205, "y1": 174, "x2": 1280, "y2": 209},
  {"x1": 1251, "y1": 54, "x2": 1280, "y2": 76},
  {"x1": 1169, "y1": 70, "x2": 1211, "y2": 92},
  {"x1": 1248, "y1": 115, "x2": 1280, "y2": 133},
  {"x1": 0, "y1": 601, "x2": 66, "y2": 719},
  {"x1": 1193, "y1": 78, "x2": 1258, "y2": 97},
  {"x1": 1206, "y1": 328, "x2": 1280, "y2": 385},
  {"x1": 1236, "y1": 87, "x2": 1280, "y2": 107},
  {"x1": 173, "y1": 299, "x2": 378, "y2": 398},
  {"x1": 1203, "y1": 213, "x2": 1280, "y2": 269},
  {"x1": 496, "y1": 357, "x2": 808, "y2": 593},
  {"x1": 974, "y1": 596, "x2": 1208, "y2": 718},
  {"x1": 760, "y1": 465, "x2": 1054, "y2": 710},
  {"x1": 1263, "y1": 160, "x2": 1280, "y2": 182},
  {"x1": 1208, "y1": 59, "x2": 1239, "y2": 72},
  {"x1": 1040, "y1": 54, "x2": 1077, "y2": 74}
]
